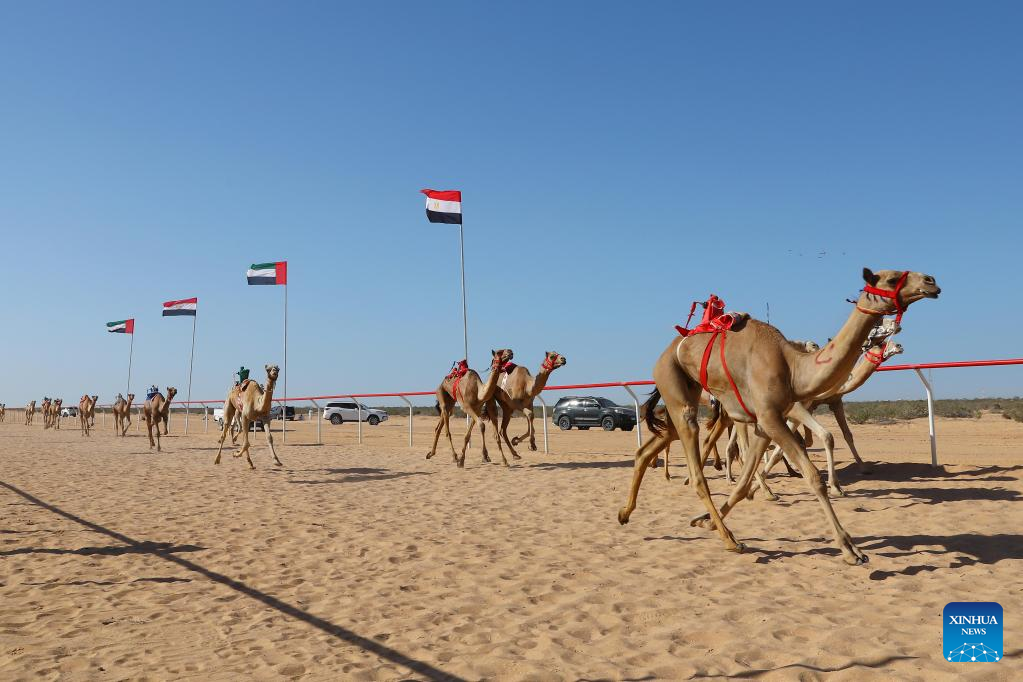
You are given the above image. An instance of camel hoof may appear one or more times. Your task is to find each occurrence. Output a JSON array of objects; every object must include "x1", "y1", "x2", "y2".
[
  {"x1": 728, "y1": 542, "x2": 746, "y2": 554},
  {"x1": 275, "y1": 461, "x2": 283, "y2": 467},
  {"x1": 690, "y1": 513, "x2": 712, "y2": 529},
  {"x1": 832, "y1": 487, "x2": 847, "y2": 498},
  {"x1": 713, "y1": 461, "x2": 723, "y2": 471},
  {"x1": 528, "y1": 444, "x2": 537, "y2": 452},
  {"x1": 512, "y1": 453, "x2": 522, "y2": 460},
  {"x1": 763, "y1": 491, "x2": 779, "y2": 502},
  {"x1": 846, "y1": 554, "x2": 869, "y2": 566},
  {"x1": 859, "y1": 463, "x2": 874, "y2": 475},
  {"x1": 617, "y1": 509, "x2": 630, "y2": 525},
  {"x1": 511, "y1": 437, "x2": 521, "y2": 446}
]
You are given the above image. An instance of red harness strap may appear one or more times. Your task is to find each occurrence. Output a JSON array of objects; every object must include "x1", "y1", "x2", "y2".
[
  {"x1": 864, "y1": 342, "x2": 889, "y2": 366},
  {"x1": 447, "y1": 360, "x2": 470, "y2": 400},
  {"x1": 862, "y1": 271, "x2": 909, "y2": 323},
  {"x1": 540, "y1": 353, "x2": 561, "y2": 372},
  {"x1": 698, "y1": 331, "x2": 756, "y2": 421},
  {"x1": 500, "y1": 361, "x2": 517, "y2": 374}
]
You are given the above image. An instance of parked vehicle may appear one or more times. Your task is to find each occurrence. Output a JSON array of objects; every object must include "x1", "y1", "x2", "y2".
[
  {"x1": 268, "y1": 405, "x2": 297, "y2": 421},
  {"x1": 60, "y1": 406, "x2": 79, "y2": 418},
  {"x1": 323, "y1": 401, "x2": 389, "y2": 426},
  {"x1": 552, "y1": 396, "x2": 636, "y2": 431}
]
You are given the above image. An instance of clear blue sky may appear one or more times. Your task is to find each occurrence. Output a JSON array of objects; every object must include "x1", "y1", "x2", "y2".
[{"x1": 2, "y1": 2, "x2": 1021, "y2": 406}]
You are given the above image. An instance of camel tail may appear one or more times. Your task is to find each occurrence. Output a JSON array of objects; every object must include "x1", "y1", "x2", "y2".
[
  {"x1": 644, "y1": 389, "x2": 667, "y2": 435},
  {"x1": 704, "y1": 397, "x2": 722, "y2": 429}
]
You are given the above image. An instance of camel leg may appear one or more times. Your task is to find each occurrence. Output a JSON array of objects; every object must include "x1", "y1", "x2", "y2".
[
  {"x1": 426, "y1": 414, "x2": 445, "y2": 460},
  {"x1": 757, "y1": 415, "x2": 869, "y2": 565},
  {"x1": 683, "y1": 415, "x2": 725, "y2": 485},
  {"x1": 214, "y1": 402, "x2": 238, "y2": 464},
  {"x1": 261, "y1": 421, "x2": 282, "y2": 468},
  {"x1": 663, "y1": 442, "x2": 671, "y2": 480},
  {"x1": 457, "y1": 416, "x2": 478, "y2": 468},
  {"x1": 832, "y1": 401, "x2": 871, "y2": 473},
  {"x1": 617, "y1": 432, "x2": 671, "y2": 524},
  {"x1": 668, "y1": 401, "x2": 744, "y2": 552},
  {"x1": 497, "y1": 407, "x2": 520, "y2": 461},
  {"x1": 235, "y1": 418, "x2": 254, "y2": 468},
  {"x1": 525, "y1": 408, "x2": 537, "y2": 453},
  {"x1": 154, "y1": 415, "x2": 162, "y2": 452},
  {"x1": 145, "y1": 415, "x2": 155, "y2": 449},
  {"x1": 787, "y1": 403, "x2": 841, "y2": 496},
  {"x1": 692, "y1": 428, "x2": 772, "y2": 529}
]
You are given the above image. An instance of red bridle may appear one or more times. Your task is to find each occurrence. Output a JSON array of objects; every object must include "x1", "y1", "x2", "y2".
[
  {"x1": 864, "y1": 341, "x2": 889, "y2": 366},
  {"x1": 541, "y1": 354, "x2": 561, "y2": 372},
  {"x1": 860, "y1": 271, "x2": 909, "y2": 324}
]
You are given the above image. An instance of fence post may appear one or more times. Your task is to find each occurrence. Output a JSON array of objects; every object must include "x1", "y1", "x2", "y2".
[
  {"x1": 399, "y1": 395, "x2": 414, "y2": 447},
  {"x1": 351, "y1": 396, "x2": 363, "y2": 444},
  {"x1": 310, "y1": 399, "x2": 321, "y2": 445},
  {"x1": 914, "y1": 369, "x2": 938, "y2": 466},
  {"x1": 537, "y1": 395, "x2": 549, "y2": 454},
  {"x1": 136, "y1": 407, "x2": 141, "y2": 432},
  {"x1": 622, "y1": 384, "x2": 643, "y2": 450}
]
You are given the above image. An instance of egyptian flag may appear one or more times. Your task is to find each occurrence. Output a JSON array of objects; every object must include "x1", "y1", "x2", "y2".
[
  {"x1": 107, "y1": 319, "x2": 134, "y2": 334},
  {"x1": 247, "y1": 261, "x2": 288, "y2": 285},
  {"x1": 421, "y1": 189, "x2": 462, "y2": 224},
  {"x1": 163, "y1": 297, "x2": 197, "y2": 316}
]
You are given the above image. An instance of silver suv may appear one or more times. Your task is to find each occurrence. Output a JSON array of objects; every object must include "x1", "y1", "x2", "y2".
[{"x1": 323, "y1": 401, "x2": 389, "y2": 426}]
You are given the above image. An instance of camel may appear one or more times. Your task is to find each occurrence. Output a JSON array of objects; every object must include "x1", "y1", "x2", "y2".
[
  {"x1": 40, "y1": 398, "x2": 52, "y2": 428},
  {"x1": 25, "y1": 400, "x2": 35, "y2": 425},
  {"x1": 50, "y1": 399, "x2": 63, "y2": 430},
  {"x1": 426, "y1": 349, "x2": 514, "y2": 467},
  {"x1": 142, "y1": 387, "x2": 177, "y2": 451},
  {"x1": 112, "y1": 394, "x2": 135, "y2": 436},
  {"x1": 214, "y1": 364, "x2": 282, "y2": 469},
  {"x1": 78, "y1": 395, "x2": 98, "y2": 436},
  {"x1": 486, "y1": 351, "x2": 567, "y2": 458},
  {"x1": 618, "y1": 269, "x2": 939, "y2": 565}
]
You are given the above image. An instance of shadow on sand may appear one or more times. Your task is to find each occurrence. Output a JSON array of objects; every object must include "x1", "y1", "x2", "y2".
[
  {"x1": 689, "y1": 654, "x2": 917, "y2": 679},
  {"x1": 861, "y1": 533, "x2": 1023, "y2": 580},
  {"x1": 0, "y1": 480, "x2": 466, "y2": 682}
]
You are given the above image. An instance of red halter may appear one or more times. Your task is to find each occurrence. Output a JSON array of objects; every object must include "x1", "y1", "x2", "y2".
[
  {"x1": 540, "y1": 354, "x2": 561, "y2": 372},
  {"x1": 500, "y1": 361, "x2": 517, "y2": 374},
  {"x1": 861, "y1": 271, "x2": 909, "y2": 324},
  {"x1": 864, "y1": 341, "x2": 890, "y2": 366}
]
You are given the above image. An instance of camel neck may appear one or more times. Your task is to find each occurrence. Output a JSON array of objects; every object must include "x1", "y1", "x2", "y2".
[
  {"x1": 530, "y1": 368, "x2": 553, "y2": 398},
  {"x1": 788, "y1": 300, "x2": 884, "y2": 399},
  {"x1": 478, "y1": 366, "x2": 502, "y2": 402}
]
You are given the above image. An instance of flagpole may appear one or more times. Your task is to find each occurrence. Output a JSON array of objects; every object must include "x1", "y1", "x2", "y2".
[
  {"x1": 459, "y1": 223, "x2": 468, "y2": 363},
  {"x1": 184, "y1": 313, "x2": 196, "y2": 435},
  {"x1": 283, "y1": 280, "x2": 287, "y2": 445},
  {"x1": 126, "y1": 331, "x2": 134, "y2": 397}
]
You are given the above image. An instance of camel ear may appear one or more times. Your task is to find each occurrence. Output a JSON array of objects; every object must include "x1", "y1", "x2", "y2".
[
  {"x1": 862, "y1": 267, "x2": 880, "y2": 286},
  {"x1": 491, "y1": 349, "x2": 496, "y2": 357}
]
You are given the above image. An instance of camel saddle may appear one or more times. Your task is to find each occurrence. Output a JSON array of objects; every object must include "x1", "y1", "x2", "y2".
[
  {"x1": 675, "y1": 294, "x2": 744, "y2": 337},
  {"x1": 447, "y1": 360, "x2": 470, "y2": 400},
  {"x1": 233, "y1": 379, "x2": 263, "y2": 411}
]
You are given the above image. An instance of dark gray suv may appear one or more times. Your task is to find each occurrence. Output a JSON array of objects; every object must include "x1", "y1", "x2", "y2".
[{"x1": 552, "y1": 396, "x2": 637, "y2": 431}]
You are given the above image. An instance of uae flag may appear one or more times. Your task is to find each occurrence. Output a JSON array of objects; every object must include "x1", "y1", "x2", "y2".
[
  {"x1": 163, "y1": 297, "x2": 198, "y2": 316},
  {"x1": 421, "y1": 189, "x2": 462, "y2": 224},
  {"x1": 247, "y1": 261, "x2": 287, "y2": 285},
  {"x1": 107, "y1": 319, "x2": 135, "y2": 334}
]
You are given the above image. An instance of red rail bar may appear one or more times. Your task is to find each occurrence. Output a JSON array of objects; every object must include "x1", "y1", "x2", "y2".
[
  {"x1": 878, "y1": 358, "x2": 1023, "y2": 372},
  {"x1": 157, "y1": 358, "x2": 1021, "y2": 406}
]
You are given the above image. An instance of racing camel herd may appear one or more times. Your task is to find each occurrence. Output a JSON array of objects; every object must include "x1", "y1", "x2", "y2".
[{"x1": 6, "y1": 267, "x2": 940, "y2": 566}]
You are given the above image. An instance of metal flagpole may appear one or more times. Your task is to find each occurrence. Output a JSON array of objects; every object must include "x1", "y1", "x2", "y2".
[
  {"x1": 283, "y1": 280, "x2": 287, "y2": 445},
  {"x1": 459, "y1": 223, "x2": 468, "y2": 362},
  {"x1": 126, "y1": 331, "x2": 134, "y2": 397},
  {"x1": 184, "y1": 313, "x2": 196, "y2": 435}
]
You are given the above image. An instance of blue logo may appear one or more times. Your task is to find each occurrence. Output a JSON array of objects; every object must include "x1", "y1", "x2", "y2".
[{"x1": 943, "y1": 602, "x2": 1002, "y2": 662}]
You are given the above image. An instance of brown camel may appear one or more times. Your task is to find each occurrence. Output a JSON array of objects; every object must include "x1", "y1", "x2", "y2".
[
  {"x1": 50, "y1": 399, "x2": 63, "y2": 430},
  {"x1": 112, "y1": 393, "x2": 135, "y2": 436},
  {"x1": 40, "y1": 398, "x2": 52, "y2": 428},
  {"x1": 427, "y1": 349, "x2": 514, "y2": 467},
  {"x1": 214, "y1": 364, "x2": 282, "y2": 469},
  {"x1": 618, "y1": 269, "x2": 939, "y2": 565},
  {"x1": 78, "y1": 395, "x2": 98, "y2": 437},
  {"x1": 142, "y1": 387, "x2": 177, "y2": 451},
  {"x1": 487, "y1": 351, "x2": 567, "y2": 458},
  {"x1": 24, "y1": 400, "x2": 36, "y2": 425}
]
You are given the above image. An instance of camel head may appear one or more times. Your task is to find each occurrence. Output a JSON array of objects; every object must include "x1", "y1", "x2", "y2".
[
  {"x1": 541, "y1": 351, "x2": 567, "y2": 372},
  {"x1": 264, "y1": 364, "x2": 280, "y2": 382},
  {"x1": 884, "y1": 341, "x2": 904, "y2": 360},
  {"x1": 863, "y1": 318, "x2": 901, "y2": 351},
  {"x1": 490, "y1": 349, "x2": 514, "y2": 369},
  {"x1": 127, "y1": 393, "x2": 135, "y2": 403},
  {"x1": 166, "y1": 387, "x2": 178, "y2": 400},
  {"x1": 860, "y1": 268, "x2": 940, "y2": 316}
]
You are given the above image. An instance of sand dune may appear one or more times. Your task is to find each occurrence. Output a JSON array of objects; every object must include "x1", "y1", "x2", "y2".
[{"x1": 1, "y1": 413, "x2": 1021, "y2": 680}]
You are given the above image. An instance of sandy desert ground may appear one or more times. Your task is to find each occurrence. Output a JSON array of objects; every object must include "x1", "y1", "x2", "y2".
[{"x1": 1, "y1": 410, "x2": 1021, "y2": 681}]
